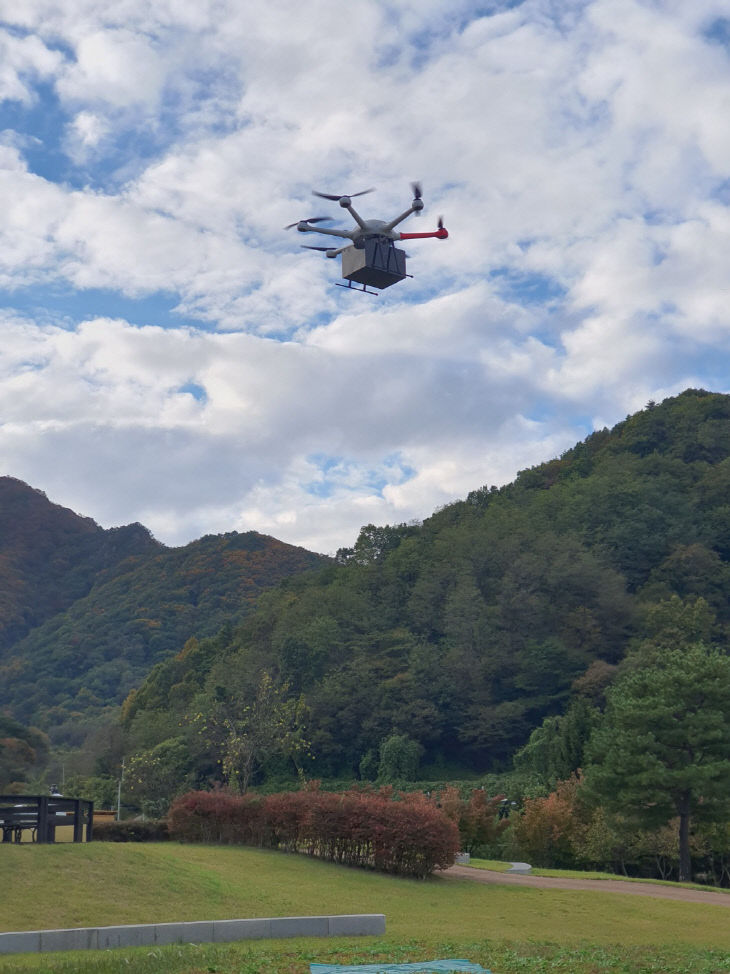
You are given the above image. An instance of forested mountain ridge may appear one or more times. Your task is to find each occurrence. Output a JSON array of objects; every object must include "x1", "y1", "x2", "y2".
[
  {"x1": 0, "y1": 476, "x2": 160, "y2": 650},
  {"x1": 0, "y1": 480, "x2": 326, "y2": 742},
  {"x1": 122, "y1": 389, "x2": 730, "y2": 787}
]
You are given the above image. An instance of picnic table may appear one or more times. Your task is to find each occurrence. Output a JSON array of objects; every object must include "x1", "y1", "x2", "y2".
[{"x1": 0, "y1": 795, "x2": 94, "y2": 844}]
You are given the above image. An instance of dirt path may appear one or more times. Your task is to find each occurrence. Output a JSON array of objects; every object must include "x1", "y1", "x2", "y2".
[{"x1": 442, "y1": 864, "x2": 730, "y2": 907}]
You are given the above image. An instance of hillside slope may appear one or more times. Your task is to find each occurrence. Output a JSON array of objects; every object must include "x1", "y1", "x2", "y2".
[
  {"x1": 0, "y1": 477, "x2": 160, "y2": 649},
  {"x1": 0, "y1": 481, "x2": 325, "y2": 738},
  {"x1": 123, "y1": 389, "x2": 730, "y2": 781}
]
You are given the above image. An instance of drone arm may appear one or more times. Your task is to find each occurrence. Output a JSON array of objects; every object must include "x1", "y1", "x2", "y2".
[
  {"x1": 327, "y1": 243, "x2": 354, "y2": 257},
  {"x1": 299, "y1": 223, "x2": 354, "y2": 240},
  {"x1": 381, "y1": 205, "x2": 420, "y2": 233},
  {"x1": 399, "y1": 226, "x2": 449, "y2": 240},
  {"x1": 341, "y1": 204, "x2": 369, "y2": 231}
]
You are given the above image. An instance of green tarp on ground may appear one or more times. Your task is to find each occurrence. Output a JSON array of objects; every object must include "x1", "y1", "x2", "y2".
[{"x1": 310, "y1": 961, "x2": 490, "y2": 973}]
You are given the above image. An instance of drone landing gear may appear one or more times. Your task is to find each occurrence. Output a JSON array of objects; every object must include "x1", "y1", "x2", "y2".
[{"x1": 335, "y1": 280, "x2": 379, "y2": 296}]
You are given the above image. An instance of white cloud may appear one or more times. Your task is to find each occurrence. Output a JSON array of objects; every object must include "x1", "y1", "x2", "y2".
[
  {"x1": 57, "y1": 29, "x2": 167, "y2": 108},
  {"x1": 0, "y1": 1, "x2": 728, "y2": 551},
  {"x1": 0, "y1": 28, "x2": 62, "y2": 104}
]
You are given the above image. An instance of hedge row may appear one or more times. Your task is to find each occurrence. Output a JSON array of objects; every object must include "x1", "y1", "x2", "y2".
[
  {"x1": 93, "y1": 818, "x2": 170, "y2": 842},
  {"x1": 168, "y1": 788, "x2": 459, "y2": 878}
]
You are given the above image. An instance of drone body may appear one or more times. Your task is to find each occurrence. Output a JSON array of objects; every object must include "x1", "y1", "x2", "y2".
[{"x1": 286, "y1": 184, "x2": 448, "y2": 294}]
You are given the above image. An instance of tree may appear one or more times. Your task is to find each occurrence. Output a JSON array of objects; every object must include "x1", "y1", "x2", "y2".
[
  {"x1": 0, "y1": 716, "x2": 49, "y2": 790},
  {"x1": 438, "y1": 786, "x2": 508, "y2": 855},
  {"x1": 584, "y1": 644, "x2": 730, "y2": 881},
  {"x1": 195, "y1": 671, "x2": 310, "y2": 793},
  {"x1": 377, "y1": 733, "x2": 422, "y2": 782},
  {"x1": 510, "y1": 775, "x2": 586, "y2": 868},
  {"x1": 125, "y1": 738, "x2": 195, "y2": 816},
  {"x1": 514, "y1": 697, "x2": 601, "y2": 787}
]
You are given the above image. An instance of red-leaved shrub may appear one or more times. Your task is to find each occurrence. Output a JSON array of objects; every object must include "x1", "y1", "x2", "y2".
[
  {"x1": 167, "y1": 789, "x2": 266, "y2": 846},
  {"x1": 168, "y1": 787, "x2": 458, "y2": 878}
]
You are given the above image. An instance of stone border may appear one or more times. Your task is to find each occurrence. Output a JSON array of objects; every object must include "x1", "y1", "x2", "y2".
[{"x1": 0, "y1": 914, "x2": 386, "y2": 955}]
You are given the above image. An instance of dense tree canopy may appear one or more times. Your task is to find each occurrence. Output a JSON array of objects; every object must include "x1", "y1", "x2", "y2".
[
  {"x1": 0, "y1": 508, "x2": 324, "y2": 739},
  {"x1": 0, "y1": 715, "x2": 49, "y2": 790},
  {"x1": 122, "y1": 391, "x2": 730, "y2": 792},
  {"x1": 0, "y1": 477, "x2": 160, "y2": 651}
]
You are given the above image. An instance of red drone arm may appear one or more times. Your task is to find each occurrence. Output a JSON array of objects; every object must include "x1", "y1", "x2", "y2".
[{"x1": 399, "y1": 226, "x2": 449, "y2": 240}]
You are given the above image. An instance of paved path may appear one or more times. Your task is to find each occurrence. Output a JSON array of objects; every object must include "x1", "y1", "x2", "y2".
[{"x1": 442, "y1": 864, "x2": 730, "y2": 907}]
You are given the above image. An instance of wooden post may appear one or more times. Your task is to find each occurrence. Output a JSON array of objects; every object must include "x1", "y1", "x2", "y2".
[
  {"x1": 72, "y1": 799, "x2": 83, "y2": 843},
  {"x1": 37, "y1": 796, "x2": 49, "y2": 844}
]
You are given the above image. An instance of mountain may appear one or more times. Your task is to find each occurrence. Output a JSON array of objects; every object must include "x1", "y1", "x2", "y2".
[
  {"x1": 0, "y1": 480, "x2": 326, "y2": 741},
  {"x1": 0, "y1": 477, "x2": 161, "y2": 650},
  {"x1": 122, "y1": 389, "x2": 730, "y2": 783}
]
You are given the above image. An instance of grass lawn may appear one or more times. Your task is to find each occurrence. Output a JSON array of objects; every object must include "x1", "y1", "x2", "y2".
[
  {"x1": 465, "y1": 859, "x2": 513, "y2": 872},
  {"x1": 0, "y1": 843, "x2": 728, "y2": 974}
]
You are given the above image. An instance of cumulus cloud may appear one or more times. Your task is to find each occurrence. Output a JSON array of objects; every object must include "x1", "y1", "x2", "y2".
[
  {"x1": 0, "y1": 1, "x2": 728, "y2": 551},
  {"x1": 0, "y1": 27, "x2": 62, "y2": 104}
]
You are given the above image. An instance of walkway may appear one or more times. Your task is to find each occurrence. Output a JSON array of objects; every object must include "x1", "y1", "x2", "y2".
[{"x1": 442, "y1": 864, "x2": 730, "y2": 907}]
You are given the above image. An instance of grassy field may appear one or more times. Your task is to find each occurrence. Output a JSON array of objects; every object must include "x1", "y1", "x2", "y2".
[
  {"x1": 1, "y1": 843, "x2": 729, "y2": 974},
  {"x1": 466, "y1": 859, "x2": 512, "y2": 872}
]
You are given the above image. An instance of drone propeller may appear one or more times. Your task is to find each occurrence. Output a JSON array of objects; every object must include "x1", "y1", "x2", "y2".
[
  {"x1": 301, "y1": 245, "x2": 331, "y2": 251},
  {"x1": 284, "y1": 216, "x2": 334, "y2": 229},
  {"x1": 312, "y1": 188, "x2": 374, "y2": 202},
  {"x1": 411, "y1": 181, "x2": 423, "y2": 215},
  {"x1": 438, "y1": 216, "x2": 444, "y2": 230}
]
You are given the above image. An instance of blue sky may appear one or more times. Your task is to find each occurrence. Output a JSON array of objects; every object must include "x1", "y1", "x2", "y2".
[{"x1": 0, "y1": 0, "x2": 729, "y2": 553}]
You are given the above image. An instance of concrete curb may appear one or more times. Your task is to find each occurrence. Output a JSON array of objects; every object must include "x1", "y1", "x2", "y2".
[{"x1": 0, "y1": 914, "x2": 386, "y2": 955}]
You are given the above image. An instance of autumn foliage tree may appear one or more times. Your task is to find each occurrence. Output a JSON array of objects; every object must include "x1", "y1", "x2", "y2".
[
  {"x1": 437, "y1": 787, "x2": 509, "y2": 854},
  {"x1": 510, "y1": 775, "x2": 587, "y2": 868}
]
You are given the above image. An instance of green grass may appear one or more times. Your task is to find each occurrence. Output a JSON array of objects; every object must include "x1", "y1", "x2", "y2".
[
  {"x1": 465, "y1": 858, "x2": 513, "y2": 872},
  {"x1": 1, "y1": 843, "x2": 729, "y2": 974},
  {"x1": 2, "y1": 938, "x2": 730, "y2": 974}
]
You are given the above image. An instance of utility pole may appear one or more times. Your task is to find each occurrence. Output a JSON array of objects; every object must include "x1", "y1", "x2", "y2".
[{"x1": 117, "y1": 757, "x2": 125, "y2": 822}]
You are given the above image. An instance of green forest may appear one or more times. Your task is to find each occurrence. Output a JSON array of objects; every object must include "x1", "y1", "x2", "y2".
[
  {"x1": 0, "y1": 479, "x2": 323, "y2": 755},
  {"x1": 3, "y1": 389, "x2": 730, "y2": 883},
  {"x1": 119, "y1": 391, "x2": 730, "y2": 782}
]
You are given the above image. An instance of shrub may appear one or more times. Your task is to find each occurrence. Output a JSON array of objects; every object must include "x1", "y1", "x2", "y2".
[
  {"x1": 93, "y1": 818, "x2": 169, "y2": 842},
  {"x1": 167, "y1": 789, "x2": 266, "y2": 845},
  {"x1": 377, "y1": 734, "x2": 422, "y2": 782},
  {"x1": 167, "y1": 786, "x2": 458, "y2": 878}
]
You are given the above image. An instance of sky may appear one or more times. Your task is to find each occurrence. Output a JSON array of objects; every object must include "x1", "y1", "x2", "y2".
[{"x1": 0, "y1": 0, "x2": 729, "y2": 555}]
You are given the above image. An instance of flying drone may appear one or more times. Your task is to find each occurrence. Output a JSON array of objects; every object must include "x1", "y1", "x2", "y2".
[{"x1": 285, "y1": 183, "x2": 448, "y2": 295}]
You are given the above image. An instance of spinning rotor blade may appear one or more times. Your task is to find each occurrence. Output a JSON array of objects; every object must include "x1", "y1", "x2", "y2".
[
  {"x1": 411, "y1": 181, "x2": 423, "y2": 200},
  {"x1": 312, "y1": 188, "x2": 374, "y2": 201},
  {"x1": 284, "y1": 216, "x2": 333, "y2": 229},
  {"x1": 438, "y1": 216, "x2": 444, "y2": 229},
  {"x1": 301, "y1": 245, "x2": 331, "y2": 251}
]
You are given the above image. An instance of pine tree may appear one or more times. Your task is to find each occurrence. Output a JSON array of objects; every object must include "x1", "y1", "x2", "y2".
[{"x1": 584, "y1": 644, "x2": 730, "y2": 881}]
